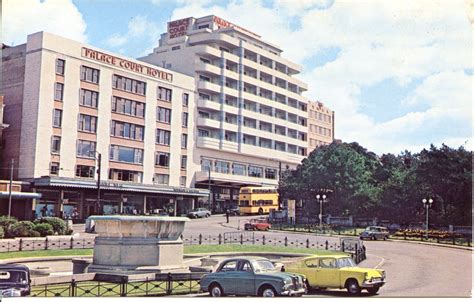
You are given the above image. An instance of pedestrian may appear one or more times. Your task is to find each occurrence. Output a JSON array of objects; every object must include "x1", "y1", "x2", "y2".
[
  {"x1": 40, "y1": 205, "x2": 48, "y2": 217},
  {"x1": 225, "y1": 208, "x2": 230, "y2": 223}
]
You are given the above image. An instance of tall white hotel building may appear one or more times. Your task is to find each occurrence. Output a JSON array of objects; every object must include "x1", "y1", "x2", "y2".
[
  {"x1": 1, "y1": 15, "x2": 317, "y2": 219},
  {"x1": 140, "y1": 16, "x2": 309, "y2": 211}
]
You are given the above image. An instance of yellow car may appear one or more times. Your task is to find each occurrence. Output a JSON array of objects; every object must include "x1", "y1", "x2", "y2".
[{"x1": 284, "y1": 255, "x2": 385, "y2": 295}]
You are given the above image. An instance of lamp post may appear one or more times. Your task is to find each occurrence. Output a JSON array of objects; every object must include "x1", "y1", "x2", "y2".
[
  {"x1": 422, "y1": 198, "x2": 433, "y2": 239},
  {"x1": 92, "y1": 151, "x2": 102, "y2": 215},
  {"x1": 316, "y1": 194, "x2": 327, "y2": 227}
]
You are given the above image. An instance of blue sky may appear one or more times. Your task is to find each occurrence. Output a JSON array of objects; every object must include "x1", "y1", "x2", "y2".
[{"x1": 3, "y1": 0, "x2": 472, "y2": 155}]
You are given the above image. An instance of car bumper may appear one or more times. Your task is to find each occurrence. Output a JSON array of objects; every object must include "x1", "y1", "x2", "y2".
[
  {"x1": 362, "y1": 280, "x2": 386, "y2": 288},
  {"x1": 281, "y1": 287, "x2": 306, "y2": 296}
]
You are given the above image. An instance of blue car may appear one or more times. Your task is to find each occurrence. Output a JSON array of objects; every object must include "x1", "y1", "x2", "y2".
[{"x1": 200, "y1": 256, "x2": 306, "y2": 297}]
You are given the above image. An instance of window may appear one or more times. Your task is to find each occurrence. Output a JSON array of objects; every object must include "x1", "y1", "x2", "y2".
[
  {"x1": 157, "y1": 107, "x2": 171, "y2": 123},
  {"x1": 180, "y1": 176, "x2": 186, "y2": 187},
  {"x1": 79, "y1": 89, "x2": 99, "y2": 108},
  {"x1": 181, "y1": 155, "x2": 187, "y2": 169},
  {"x1": 111, "y1": 97, "x2": 145, "y2": 118},
  {"x1": 215, "y1": 161, "x2": 230, "y2": 174},
  {"x1": 171, "y1": 46, "x2": 181, "y2": 51},
  {"x1": 50, "y1": 162, "x2": 60, "y2": 175},
  {"x1": 154, "y1": 173, "x2": 169, "y2": 185},
  {"x1": 181, "y1": 134, "x2": 187, "y2": 149},
  {"x1": 109, "y1": 169, "x2": 143, "y2": 182},
  {"x1": 265, "y1": 168, "x2": 277, "y2": 179},
  {"x1": 77, "y1": 140, "x2": 96, "y2": 157},
  {"x1": 158, "y1": 87, "x2": 172, "y2": 101},
  {"x1": 56, "y1": 59, "x2": 65, "y2": 75},
  {"x1": 112, "y1": 75, "x2": 146, "y2": 95},
  {"x1": 198, "y1": 129, "x2": 209, "y2": 137},
  {"x1": 80, "y1": 66, "x2": 100, "y2": 84},
  {"x1": 53, "y1": 109, "x2": 62, "y2": 127},
  {"x1": 155, "y1": 152, "x2": 170, "y2": 167},
  {"x1": 110, "y1": 145, "x2": 143, "y2": 164},
  {"x1": 76, "y1": 165, "x2": 95, "y2": 178},
  {"x1": 51, "y1": 136, "x2": 61, "y2": 154},
  {"x1": 156, "y1": 129, "x2": 171, "y2": 145},
  {"x1": 220, "y1": 260, "x2": 238, "y2": 272},
  {"x1": 248, "y1": 165, "x2": 263, "y2": 178},
  {"x1": 182, "y1": 93, "x2": 189, "y2": 106},
  {"x1": 198, "y1": 24, "x2": 209, "y2": 29},
  {"x1": 232, "y1": 163, "x2": 246, "y2": 176},
  {"x1": 55, "y1": 83, "x2": 64, "y2": 101},
  {"x1": 182, "y1": 112, "x2": 188, "y2": 128},
  {"x1": 78, "y1": 114, "x2": 97, "y2": 133},
  {"x1": 110, "y1": 121, "x2": 144, "y2": 140},
  {"x1": 201, "y1": 159, "x2": 212, "y2": 172}
]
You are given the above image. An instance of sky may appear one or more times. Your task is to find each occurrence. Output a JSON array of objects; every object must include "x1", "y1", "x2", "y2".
[{"x1": 2, "y1": 0, "x2": 473, "y2": 156}]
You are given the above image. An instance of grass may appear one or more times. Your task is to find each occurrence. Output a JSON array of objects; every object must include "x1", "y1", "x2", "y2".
[{"x1": 0, "y1": 244, "x2": 345, "y2": 260}]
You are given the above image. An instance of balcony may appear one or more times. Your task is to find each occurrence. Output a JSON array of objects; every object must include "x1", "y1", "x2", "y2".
[
  {"x1": 196, "y1": 117, "x2": 221, "y2": 129},
  {"x1": 197, "y1": 98, "x2": 220, "y2": 111}
]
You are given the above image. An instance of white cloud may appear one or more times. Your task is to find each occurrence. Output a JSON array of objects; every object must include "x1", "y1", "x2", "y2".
[
  {"x1": 104, "y1": 15, "x2": 163, "y2": 56},
  {"x1": 2, "y1": 0, "x2": 87, "y2": 45}
]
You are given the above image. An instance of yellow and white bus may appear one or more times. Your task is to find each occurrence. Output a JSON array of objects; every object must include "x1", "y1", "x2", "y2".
[{"x1": 238, "y1": 186, "x2": 279, "y2": 215}]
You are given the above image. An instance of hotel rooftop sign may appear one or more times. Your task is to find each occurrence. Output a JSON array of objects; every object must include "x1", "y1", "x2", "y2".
[{"x1": 82, "y1": 47, "x2": 173, "y2": 82}]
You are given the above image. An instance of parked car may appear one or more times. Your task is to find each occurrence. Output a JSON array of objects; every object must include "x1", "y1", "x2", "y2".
[
  {"x1": 284, "y1": 255, "x2": 385, "y2": 295},
  {"x1": 244, "y1": 218, "x2": 271, "y2": 231},
  {"x1": 227, "y1": 205, "x2": 240, "y2": 216},
  {"x1": 187, "y1": 208, "x2": 212, "y2": 218},
  {"x1": 359, "y1": 226, "x2": 390, "y2": 240},
  {"x1": 200, "y1": 256, "x2": 306, "y2": 297},
  {"x1": 0, "y1": 264, "x2": 31, "y2": 297}
]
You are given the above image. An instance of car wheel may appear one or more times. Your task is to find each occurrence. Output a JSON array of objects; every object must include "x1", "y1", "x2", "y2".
[
  {"x1": 346, "y1": 279, "x2": 361, "y2": 295},
  {"x1": 206, "y1": 213, "x2": 210, "y2": 218},
  {"x1": 209, "y1": 283, "x2": 224, "y2": 297},
  {"x1": 371, "y1": 235, "x2": 376, "y2": 241},
  {"x1": 260, "y1": 286, "x2": 277, "y2": 297},
  {"x1": 383, "y1": 236, "x2": 388, "y2": 241},
  {"x1": 258, "y1": 208, "x2": 264, "y2": 215},
  {"x1": 367, "y1": 286, "x2": 380, "y2": 295}
]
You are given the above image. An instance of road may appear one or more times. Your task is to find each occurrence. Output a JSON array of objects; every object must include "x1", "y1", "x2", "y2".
[{"x1": 183, "y1": 215, "x2": 473, "y2": 297}]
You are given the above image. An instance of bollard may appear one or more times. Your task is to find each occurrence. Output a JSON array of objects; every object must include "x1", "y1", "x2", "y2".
[
  {"x1": 284, "y1": 237, "x2": 288, "y2": 246},
  {"x1": 306, "y1": 239, "x2": 309, "y2": 248},
  {"x1": 325, "y1": 240, "x2": 328, "y2": 250},
  {"x1": 240, "y1": 234, "x2": 243, "y2": 245},
  {"x1": 70, "y1": 237, "x2": 74, "y2": 249},
  {"x1": 19, "y1": 239, "x2": 23, "y2": 252},
  {"x1": 199, "y1": 234, "x2": 202, "y2": 245},
  {"x1": 341, "y1": 241, "x2": 345, "y2": 252},
  {"x1": 263, "y1": 235, "x2": 266, "y2": 245},
  {"x1": 218, "y1": 234, "x2": 222, "y2": 245},
  {"x1": 45, "y1": 237, "x2": 48, "y2": 250},
  {"x1": 166, "y1": 273, "x2": 172, "y2": 295}
]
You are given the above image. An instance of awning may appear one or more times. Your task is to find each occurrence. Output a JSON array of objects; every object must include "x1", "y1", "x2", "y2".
[
  {"x1": 0, "y1": 192, "x2": 42, "y2": 199},
  {"x1": 32, "y1": 177, "x2": 210, "y2": 197}
]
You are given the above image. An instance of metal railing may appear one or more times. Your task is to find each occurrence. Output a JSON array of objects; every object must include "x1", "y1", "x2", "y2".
[{"x1": 31, "y1": 272, "x2": 205, "y2": 297}]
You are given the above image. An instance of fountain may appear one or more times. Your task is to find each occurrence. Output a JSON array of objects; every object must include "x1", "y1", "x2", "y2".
[{"x1": 81, "y1": 215, "x2": 190, "y2": 274}]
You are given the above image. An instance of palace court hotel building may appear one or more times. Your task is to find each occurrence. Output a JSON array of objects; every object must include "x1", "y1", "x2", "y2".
[
  {"x1": 140, "y1": 15, "x2": 311, "y2": 211},
  {"x1": 1, "y1": 32, "x2": 208, "y2": 219}
]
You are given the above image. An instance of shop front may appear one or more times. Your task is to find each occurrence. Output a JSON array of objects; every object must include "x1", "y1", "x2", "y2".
[{"x1": 31, "y1": 177, "x2": 210, "y2": 220}]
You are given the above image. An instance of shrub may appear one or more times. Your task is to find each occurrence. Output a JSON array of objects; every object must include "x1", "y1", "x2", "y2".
[
  {"x1": 7, "y1": 221, "x2": 35, "y2": 238},
  {"x1": 27, "y1": 230, "x2": 41, "y2": 237},
  {"x1": 33, "y1": 223, "x2": 54, "y2": 237},
  {"x1": 0, "y1": 216, "x2": 17, "y2": 234},
  {"x1": 0, "y1": 227, "x2": 4, "y2": 239},
  {"x1": 34, "y1": 217, "x2": 68, "y2": 235}
]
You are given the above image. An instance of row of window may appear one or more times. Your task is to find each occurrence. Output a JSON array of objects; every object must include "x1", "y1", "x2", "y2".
[
  {"x1": 50, "y1": 162, "x2": 187, "y2": 186},
  {"x1": 309, "y1": 138, "x2": 330, "y2": 148},
  {"x1": 200, "y1": 159, "x2": 277, "y2": 179},
  {"x1": 53, "y1": 110, "x2": 188, "y2": 143},
  {"x1": 309, "y1": 124, "x2": 332, "y2": 137},
  {"x1": 309, "y1": 110, "x2": 332, "y2": 123},
  {"x1": 52, "y1": 138, "x2": 188, "y2": 168},
  {"x1": 56, "y1": 58, "x2": 189, "y2": 104}
]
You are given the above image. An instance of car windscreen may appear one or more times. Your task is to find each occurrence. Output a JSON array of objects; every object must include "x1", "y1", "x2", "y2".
[
  {"x1": 253, "y1": 260, "x2": 275, "y2": 272},
  {"x1": 0, "y1": 270, "x2": 28, "y2": 284},
  {"x1": 336, "y1": 258, "x2": 356, "y2": 268}
]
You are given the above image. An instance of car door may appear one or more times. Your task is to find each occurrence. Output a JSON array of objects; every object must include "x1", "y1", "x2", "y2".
[
  {"x1": 302, "y1": 258, "x2": 320, "y2": 287},
  {"x1": 235, "y1": 260, "x2": 256, "y2": 295},
  {"x1": 314, "y1": 258, "x2": 340, "y2": 288},
  {"x1": 217, "y1": 260, "x2": 240, "y2": 294}
]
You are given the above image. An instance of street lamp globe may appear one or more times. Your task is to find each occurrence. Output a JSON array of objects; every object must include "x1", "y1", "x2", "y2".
[
  {"x1": 422, "y1": 198, "x2": 427, "y2": 204},
  {"x1": 322, "y1": 194, "x2": 326, "y2": 200},
  {"x1": 316, "y1": 194, "x2": 320, "y2": 199},
  {"x1": 428, "y1": 198, "x2": 433, "y2": 204}
]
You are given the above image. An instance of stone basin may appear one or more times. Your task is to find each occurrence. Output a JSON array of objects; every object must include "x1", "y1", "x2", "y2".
[{"x1": 87, "y1": 215, "x2": 190, "y2": 274}]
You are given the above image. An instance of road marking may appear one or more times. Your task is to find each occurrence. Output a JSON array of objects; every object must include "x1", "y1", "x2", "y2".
[{"x1": 366, "y1": 253, "x2": 385, "y2": 269}]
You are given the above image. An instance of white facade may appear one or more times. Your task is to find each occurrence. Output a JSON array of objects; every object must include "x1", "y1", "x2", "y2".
[
  {"x1": 140, "y1": 15, "x2": 309, "y2": 189},
  {"x1": 4, "y1": 32, "x2": 198, "y2": 188}
]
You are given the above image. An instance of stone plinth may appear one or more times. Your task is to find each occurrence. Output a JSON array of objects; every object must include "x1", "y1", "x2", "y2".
[{"x1": 87, "y1": 216, "x2": 189, "y2": 274}]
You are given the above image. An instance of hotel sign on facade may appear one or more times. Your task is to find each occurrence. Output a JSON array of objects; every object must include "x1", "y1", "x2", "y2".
[
  {"x1": 168, "y1": 17, "x2": 191, "y2": 39},
  {"x1": 82, "y1": 47, "x2": 173, "y2": 82}
]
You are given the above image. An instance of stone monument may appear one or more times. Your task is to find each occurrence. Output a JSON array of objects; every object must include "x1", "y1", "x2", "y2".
[{"x1": 86, "y1": 215, "x2": 189, "y2": 274}]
